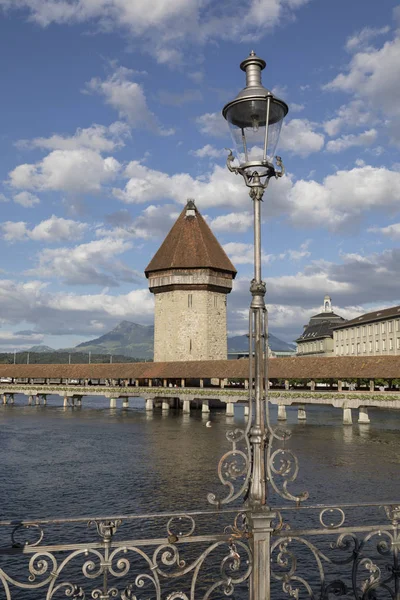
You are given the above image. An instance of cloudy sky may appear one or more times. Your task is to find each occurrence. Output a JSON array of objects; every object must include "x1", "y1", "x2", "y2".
[{"x1": 0, "y1": 0, "x2": 399, "y2": 351}]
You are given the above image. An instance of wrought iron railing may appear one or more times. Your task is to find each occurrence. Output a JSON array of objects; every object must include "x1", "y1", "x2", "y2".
[
  {"x1": 0, "y1": 502, "x2": 399, "y2": 599},
  {"x1": 0, "y1": 508, "x2": 251, "y2": 599},
  {"x1": 271, "y1": 501, "x2": 400, "y2": 600}
]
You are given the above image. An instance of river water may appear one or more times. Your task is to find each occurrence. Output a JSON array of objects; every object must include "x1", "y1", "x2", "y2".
[
  {"x1": 0, "y1": 395, "x2": 399, "y2": 518},
  {"x1": 0, "y1": 396, "x2": 399, "y2": 599}
]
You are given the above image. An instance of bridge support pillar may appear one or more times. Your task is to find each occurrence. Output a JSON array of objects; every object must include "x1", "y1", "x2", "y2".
[
  {"x1": 244, "y1": 405, "x2": 249, "y2": 416},
  {"x1": 35, "y1": 395, "x2": 40, "y2": 405},
  {"x1": 122, "y1": 398, "x2": 129, "y2": 409},
  {"x1": 162, "y1": 399, "x2": 170, "y2": 411},
  {"x1": 201, "y1": 400, "x2": 210, "y2": 414},
  {"x1": 298, "y1": 405, "x2": 306, "y2": 421},
  {"x1": 2, "y1": 394, "x2": 7, "y2": 405},
  {"x1": 63, "y1": 395, "x2": 68, "y2": 407},
  {"x1": 358, "y1": 407, "x2": 370, "y2": 424},
  {"x1": 182, "y1": 399, "x2": 191, "y2": 413},
  {"x1": 42, "y1": 395, "x2": 47, "y2": 406},
  {"x1": 75, "y1": 397, "x2": 82, "y2": 407},
  {"x1": 226, "y1": 402, "x2": 234, "y2": 416},
  {"x1": 145, "y1": 398, "x2": 154, "y2": 412},
  {"x1": 343, "y1": 406, "x2": 352, "y2": 425},
  {"x1": 110, "y1": 398, "x2": 117, "y2": 409},
  {"x1": 278, "y1": 405, "x2": 287, "y2": 420},
  {"x1": 28, "y1": 395, "x2": 33, "y2": 405}
]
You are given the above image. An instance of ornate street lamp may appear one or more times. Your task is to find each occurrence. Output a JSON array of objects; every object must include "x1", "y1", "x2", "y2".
[
  {"x1": 223, "y1": 51, "x2": 289, "y2": 508},
  {"x1": 209, "y1": 53, "x2": 306, "y2": 600}
]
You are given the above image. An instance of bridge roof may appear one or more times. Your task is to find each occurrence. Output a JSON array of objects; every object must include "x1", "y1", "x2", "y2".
[
  {"x1": 144, "y1": 201, "x2": 237, "y2": 277},
  {"x1": 1, "y1": 356, "x2": 400, "y2": 380}
]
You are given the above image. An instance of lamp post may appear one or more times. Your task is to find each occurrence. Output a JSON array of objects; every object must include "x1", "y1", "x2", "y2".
[
  {"x1": 221, "y1": 52, "x2": 289, "y2": 600},
  {"x1": 223, "y1": 51, "x2": 288, "y2": 508}
]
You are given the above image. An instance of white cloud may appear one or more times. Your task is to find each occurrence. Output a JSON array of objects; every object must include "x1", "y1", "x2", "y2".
[
  {"x1": 0, "y1": 193, "x2": 9, "y2": 202},
  {"x1": 85, "y1": 65, "x2": 174, "y2": 135},
  {"x1": 1, "y1": 222, "x2": 28, "y2": 242},
  {"x1": 325, "y1": 34, "x2": 400, "y2": 117},
  {"x1": 287, "y1": 165, "x2": 400, "y2": 229},
  {"x1": 209, "y1": 211, "x2": 253, "y2": 233},
  {"x1": 196, "y1": 112, "x2": 229, "y2": 138},
  {"x1": 323, "y1": 100, "x2": 373, "y2": 136},
  {"x1": 280, "y1": 119, "x2": 325, "y2": 157},
  {"x1": 1, "y1": 216, "x2": 88, "y2": 243},
  {"x1": 0, "y1": 278, "x2": 154, "y2": 337},
  {"x1": 13, "y1": 191, "x2": 40, "y2": 207},
  {"x1": 345, "y1": 25, "x2": 390, "y2": 52},
  {"x1": 290, "y1": 103, "x2": 305, "y2": 112},
  {"x1": 0, "y1": 330, "x2": 45, "y2": 350},
  {"x1": 113, "y1": 159, "x2": 400, "y2": 231},
  {"x1": 27, "y1": 237, "x2": 140, "y2": 286},
  {"x1": 369, "y1": 223, "x2": 400, "y2": 239},
  {"x1": 133, "y1": 204, "x2": 180, "y2": 239},
  {"x1": 18, "y1": 122, "x2": 131, "y2": 153},
  {"x1": 195, "y1": 115, "x2": 324, "y2": 158},
  {"x1": 97, "y1": 204, "x2": 181, "y2": 240},
  {"x1": 222, "y1": 240, "x2": 311, "y2": 267},
  {"x1": 326, "y1": 128, "x2": 377, "y2": 153},
  {"x1": 223, "y1": 242, "x2": 274, "y2": 265},
  {"x1": 191, "y1": 144, "x2": 225, "y2": 159},
  {"x1": 113, "y1": 159, "x2": 294, "y2": 217},
  {"x1": 188, "y1": 71, "x2": 204, "y2": 84},
  {"x1": 9, "y1": 149, "x2": 120, "y2": 193},
  {"x1": 285, "y1": 240, "x2": 311, "y2": 261},
  {"x1": 0, "y1": 0, "x2": 310, "y2": 64}
]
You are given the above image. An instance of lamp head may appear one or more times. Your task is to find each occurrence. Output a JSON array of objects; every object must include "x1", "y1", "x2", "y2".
[{"x1": 222, "y1": 51, "x2": 288, "y2": 175}]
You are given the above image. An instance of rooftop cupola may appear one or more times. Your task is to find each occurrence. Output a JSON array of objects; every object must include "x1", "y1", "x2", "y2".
[
  {"x1": 323, "y1": 295, "x2": 333, "y2": 313},
  {"x1": 185, "y1": 199, "x2": 196, "y2": 218}
]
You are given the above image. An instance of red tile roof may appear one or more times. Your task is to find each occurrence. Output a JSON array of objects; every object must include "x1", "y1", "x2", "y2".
[
  {"x1": 145, "y1": 201, "x2": 237, "y2": 277},
  {"x1": 1, "y1": 356, "x2": 400, "y2": 380}
]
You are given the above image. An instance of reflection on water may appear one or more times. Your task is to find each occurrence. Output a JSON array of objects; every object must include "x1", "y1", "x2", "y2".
[{"x1": 0, "y1": 397, "x2": 399, "y2": 521}]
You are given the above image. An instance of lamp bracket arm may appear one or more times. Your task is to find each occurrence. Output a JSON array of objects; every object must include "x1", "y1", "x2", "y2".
[{"x1": 275, "y1": 156, "x2": 285, "y2": 178}]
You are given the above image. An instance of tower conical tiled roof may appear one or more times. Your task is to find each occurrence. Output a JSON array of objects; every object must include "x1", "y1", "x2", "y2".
[{"x1": 145, "y1": 200, "x2": 237, "y2": 277}]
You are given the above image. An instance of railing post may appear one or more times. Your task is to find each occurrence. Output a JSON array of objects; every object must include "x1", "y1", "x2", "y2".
[{"x1": 248, "y1": 509, "x2": 274, "y2": 600}]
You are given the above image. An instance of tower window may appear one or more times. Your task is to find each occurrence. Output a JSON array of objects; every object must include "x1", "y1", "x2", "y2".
[{"x1": 188, "y1": 294, "x2": 192, "y2": 308}]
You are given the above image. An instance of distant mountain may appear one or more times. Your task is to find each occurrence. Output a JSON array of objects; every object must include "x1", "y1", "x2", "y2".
[
  {"x1": 74, "y1": 321, "x2": 154, "y2": 359},
  {"x1": 228, "y1": 333, "x2": 295, "y2": 353},
  {"x1": 27, "y1": 345, "x2": 55, "y2": 353},
  {"x1": 68, "y1": 320, "x2": 294, "y2": 359}
]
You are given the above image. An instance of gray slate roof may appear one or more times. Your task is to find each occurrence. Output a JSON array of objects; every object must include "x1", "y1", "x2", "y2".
[
  {"x1": 296, "y1": 311, "x2": 346, "y2": 343},
  {"x1": 332, "y1": 304, "x2": 400, "y2": 330}
]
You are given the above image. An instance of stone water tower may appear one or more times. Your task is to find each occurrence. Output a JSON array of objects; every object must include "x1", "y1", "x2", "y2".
[{"x1": 145, "y1": 200, "x2": 237, "y2": 362}]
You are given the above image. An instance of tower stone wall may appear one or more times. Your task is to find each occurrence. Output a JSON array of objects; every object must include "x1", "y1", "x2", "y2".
[
  {"x1": 145, "y1": 200, "x2": 236, "y2": 363},
  {"x1": 153, "y1": 288, "x2": 227, "y2": 362}
]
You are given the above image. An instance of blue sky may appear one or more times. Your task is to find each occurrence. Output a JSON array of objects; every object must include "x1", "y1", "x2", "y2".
[{"x1": 0, "y1": 0, "x2": 399, "y2": 350}]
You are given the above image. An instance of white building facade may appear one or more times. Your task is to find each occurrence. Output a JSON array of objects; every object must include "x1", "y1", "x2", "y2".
[{"x1": 333, "y1": 306, "x2": 400, "y2": 357}]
